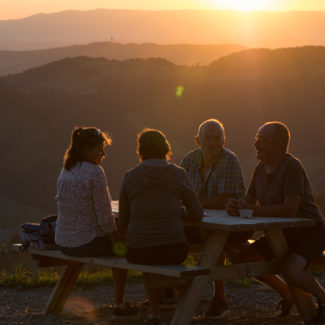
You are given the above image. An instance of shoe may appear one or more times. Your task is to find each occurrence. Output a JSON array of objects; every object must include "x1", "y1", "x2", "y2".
[
  {"x1": 112, "y1": 301, "x2": 139, "y2": 320},
  {"x1": 145, "y1": 315, "x2": 161, "y2": 325},
  {"x1": 278, "y1": 297, "x2": 295, "y2": 317},
  {"x1": 314, "y1": 303, "x2": 325, "y2": 324},
  {"x1": 141, "y1": 298, "x2": 177, "y2": 310},
  {"x1": 141, "y1": 287, "x2": 177, "y2": 310},
  {"x1": 205, "y1": 297, "x2": 230, "y2": 319}
]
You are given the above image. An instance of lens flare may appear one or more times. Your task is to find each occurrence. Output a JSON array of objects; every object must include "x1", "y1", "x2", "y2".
[
  {"x1": 113, "y1": 241, "x2": 128, "y2": 256},
  {"x1": 176, "y1": 86, "x2": 184, "y2": 97},
  {"x1": 64, "y1": 297, "x2": 96, "y2": 322}
]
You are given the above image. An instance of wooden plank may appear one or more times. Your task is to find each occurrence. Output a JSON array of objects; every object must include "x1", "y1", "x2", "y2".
[
  {"x1": 13, "y1": 244, "x2": 209, "y2": 278},
  {"x1": 265, "y1": 228, "x2": 314, "y2": 323},
  {"x1": 150, "y1": 257, "x2": 325, "y2": 287},
  {"x1": 170, "y1": 231, "x2": 229, "y2": 325},
  {"x1": 185, "y1": 215, "x2": 316, "y2": 232},
  {"x1": 209, "y1": 260, "x2": 279, "y2": 280},
  {"x1": 44, "y1": 263, "x2": 84, "y2": 314},
  {"x1": 111, "y1": 201, "x2": 316, "y2": 232}
]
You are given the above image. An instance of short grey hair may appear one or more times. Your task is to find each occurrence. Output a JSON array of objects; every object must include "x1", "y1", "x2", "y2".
[
  {"x1": 198, "y1": 119, "x2": 225, "y2": 141},
  {"x1": 264, "y1": 121, "x2": 290, "y2": 152}
]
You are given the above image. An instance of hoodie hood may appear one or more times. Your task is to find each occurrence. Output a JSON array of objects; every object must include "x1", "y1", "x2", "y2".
[{"x1": 130, "y1": 159, "x2": 177, "y2": 187}]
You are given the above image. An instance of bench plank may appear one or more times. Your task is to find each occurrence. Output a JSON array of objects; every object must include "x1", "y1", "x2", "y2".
[{"x1": 12, "y1": 244, "x2": 209, "y2": 278}]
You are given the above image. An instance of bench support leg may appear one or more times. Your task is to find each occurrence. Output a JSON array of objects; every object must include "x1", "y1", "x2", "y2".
[
  {"x1": 170, "y1": 231, "x2": 229, "y2": 325},
  {"x1": 43, "y1": 263, "x2": 84, "y2": 314}
]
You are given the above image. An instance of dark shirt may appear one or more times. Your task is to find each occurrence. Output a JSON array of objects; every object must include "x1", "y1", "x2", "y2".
[
  {"x1": 247, "y1": 154, "x2": 323, "y2": 222},
  {"x1": 119, "y1": 159, "x2": 204, "y2": 248}
]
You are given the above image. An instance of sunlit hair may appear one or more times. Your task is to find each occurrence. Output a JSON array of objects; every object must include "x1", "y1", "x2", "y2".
[
  {"x1": 63, "y1": 126, "x2": 112, "y2": 170},
  {"x1": 198, "y1": 119, "x2": 226, "y2": 141},
  {"x1": 264, "y1": 121, "x2": 290, "y2": 153},
  {"x1": 137, "y1": 128, "x2": 171, "y2": 161}
]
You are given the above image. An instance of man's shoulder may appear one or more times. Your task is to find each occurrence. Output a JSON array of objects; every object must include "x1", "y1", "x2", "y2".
[
  {"x1": 182, "y1": 149, "x2": 201, "y2": 163},
  {"x1": 222, "y1": 148, "x2": 240, "y2": 163},
  {"x1": 285, "y1": 153, "x2": 303, "y2": 167}
]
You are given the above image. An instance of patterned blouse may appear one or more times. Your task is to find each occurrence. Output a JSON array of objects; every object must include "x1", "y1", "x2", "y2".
[
  {"x1": 180, "y1": 148, "x2": 246, "y2": 200},
  {"x1": 55, "y1": 162, "x2": 117, "y2": 247}
]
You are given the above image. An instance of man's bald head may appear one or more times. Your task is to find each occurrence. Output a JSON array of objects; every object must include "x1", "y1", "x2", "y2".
[
  {"x1": 197, "y1": 119, "x2": 225, "y2": 142},
  {"x1": 260, "y1": 121, "x2": 290, "y2": 153}
]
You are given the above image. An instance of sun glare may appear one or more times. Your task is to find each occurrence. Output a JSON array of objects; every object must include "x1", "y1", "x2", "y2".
[{"x1": 210, "y1": 0, "x2": 275, "y2": 11}]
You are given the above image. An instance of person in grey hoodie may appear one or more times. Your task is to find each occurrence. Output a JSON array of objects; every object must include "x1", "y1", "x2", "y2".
[{"x1": 119, "y1": 128, "x2": 203, "y2": 325}]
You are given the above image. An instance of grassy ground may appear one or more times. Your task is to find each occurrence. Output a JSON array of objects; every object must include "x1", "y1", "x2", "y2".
[{"x1": 0, "y1": 255, "x2": 201, "y2": 288}]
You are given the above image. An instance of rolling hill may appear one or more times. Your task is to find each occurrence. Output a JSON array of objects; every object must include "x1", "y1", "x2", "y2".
[{"x1": 0, "y1": 42, "x2": 246, "y2": 75}]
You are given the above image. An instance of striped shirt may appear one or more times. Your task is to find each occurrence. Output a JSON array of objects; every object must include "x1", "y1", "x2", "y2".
[{"x1": 180, "y1": 148, "x2": 246, "y2": 199}]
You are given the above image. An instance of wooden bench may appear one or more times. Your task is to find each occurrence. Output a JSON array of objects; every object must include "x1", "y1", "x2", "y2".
[{"x1": 12, "y1": 243, "x2": 210, "y2": 315}]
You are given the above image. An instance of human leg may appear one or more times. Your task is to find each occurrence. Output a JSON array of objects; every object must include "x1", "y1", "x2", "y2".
[
  {"x1": 239, "y1": 241, "x2": 292, "y2": 300},
  {"x1": 204, "y1": 252, "x2": 230, "y2": 319},
  {"x1": 143, "y1": 272, "x2": 163, "y2": 317},
  {"x1": 126, "y1": 242, "x2": 188, "y2": 320},
  {"x1": 112, "y1": 268, "x2": 128, "y2": 304},
  {"x1": 283, "y1": 254, "x2": 325, "y2": 304}
]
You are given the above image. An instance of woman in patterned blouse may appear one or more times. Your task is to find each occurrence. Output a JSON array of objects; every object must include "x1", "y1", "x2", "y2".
[{"x1": 55, "y1": 126, "x2": 138, "y2": 319}]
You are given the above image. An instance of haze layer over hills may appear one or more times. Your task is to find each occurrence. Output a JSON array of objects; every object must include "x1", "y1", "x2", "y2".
[
  {"x1": 1, "y1": 9, "x2": 325, "y2": 50},
  {"x1": 1, "y1": 46, "x2": 325, "y2": 228},
  {"x1": 0, "y1": 42, "x2": 246, "y2": 75}
]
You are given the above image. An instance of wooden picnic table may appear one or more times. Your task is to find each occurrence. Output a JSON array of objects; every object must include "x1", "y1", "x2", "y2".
[{"x1": 112, "y1": 201, "x2": 317, "y2": 324}]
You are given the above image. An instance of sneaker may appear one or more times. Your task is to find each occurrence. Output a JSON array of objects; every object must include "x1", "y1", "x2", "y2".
[
  {"x1": 278, "y1": 297, "x2": 295, "y2": 317},
  {"x1": 141, "y1": 287, "x2": 177, "y2": 310},
  {"x1": 314, "y1": 303, "x2": 325, "y2": 324},
  {"x1": 145, "y1": 315, "x2": 161, "y2": 325},
  {"x1": 112, "y1": 301, "x2": 139, "y2": 320},
  {"x1": 205, "y1": 297, "x2": 230, "y2": 319}
]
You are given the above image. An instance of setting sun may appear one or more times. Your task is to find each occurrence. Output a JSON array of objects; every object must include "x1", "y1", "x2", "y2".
[{"x1": 210, "y1": 0, "x2": 276, "y2": 11}]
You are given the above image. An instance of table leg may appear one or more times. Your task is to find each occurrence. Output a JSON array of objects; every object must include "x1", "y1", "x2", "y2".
[
  {"x1": 43, "y1": 263, "x2": 84, "y2": 314},
  {"x1": 170, "y1": 231, "x2": 229, "y2": 325},
  {"x1": 265, "y1": 228, "x2": 314, "y2": 323}
]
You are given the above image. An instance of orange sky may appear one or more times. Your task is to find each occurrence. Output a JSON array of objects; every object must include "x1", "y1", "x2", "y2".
[{"x1": 2, "y1": 0, "x2": 325, "y2": 20}]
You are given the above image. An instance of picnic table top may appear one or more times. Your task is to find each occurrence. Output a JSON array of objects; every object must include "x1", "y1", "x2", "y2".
[{"x1": 111, "y1": 200, "x2": 316, "y2": 232}]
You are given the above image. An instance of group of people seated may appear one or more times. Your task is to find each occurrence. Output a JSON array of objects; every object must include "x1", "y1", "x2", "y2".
[{"x1": 54, "y1": 119, "x2": 325, "y2": 324}]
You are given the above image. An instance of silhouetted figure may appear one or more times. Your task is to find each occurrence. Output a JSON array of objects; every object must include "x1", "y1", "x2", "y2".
[
  {"x1": 226, "y1": 121, "x2": 325, "y2": 321},
  {"x1": 119, "y1": 128, "x2": 203, "y2": 325},
  {"x1": 55, "y1": 126, "x2": 138, "y2": 320},
  {"x1": 181, "y1": 118, "x2": 247, "y2": 319}
]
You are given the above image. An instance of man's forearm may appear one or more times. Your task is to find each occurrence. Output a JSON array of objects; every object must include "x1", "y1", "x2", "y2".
[{"x1": 200, "y1": 194, "x2": 233, "y2": 209}]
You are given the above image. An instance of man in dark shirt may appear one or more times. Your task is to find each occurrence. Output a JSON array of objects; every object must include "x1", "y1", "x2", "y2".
[{"x1": 226, "y1": 121, "x2": 325, "y2": 322}]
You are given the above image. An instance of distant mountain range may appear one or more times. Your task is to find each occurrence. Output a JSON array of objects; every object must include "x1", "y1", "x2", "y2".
[
  {"x1": 1, "y1": 46, "x2": 325, "y2": 228},
  {"x1": 0, "y1": 42, "x2": 246, "y2": 75},
  {"x1": 1, "y1": 9, "x2": 325, "y2": 50}
]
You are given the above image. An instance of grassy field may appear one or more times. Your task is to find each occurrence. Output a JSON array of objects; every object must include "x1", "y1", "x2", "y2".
[{"x1": 0, "y1": 255, "x2": 201, "y2": 288}]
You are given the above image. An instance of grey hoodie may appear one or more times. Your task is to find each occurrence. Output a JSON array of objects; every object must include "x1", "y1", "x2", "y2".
[{"x1": 119, "y1": 159, "x2": 203, "y2": 248}]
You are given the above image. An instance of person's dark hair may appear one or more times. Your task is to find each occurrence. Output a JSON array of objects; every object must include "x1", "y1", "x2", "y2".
[
  {"x1": 137, "y1": 128, "x2": 171, "y2": 161},
  {"x1": 264, "y1": 121, "x2": 290, "y2": 153},
  {"x1": 63, "y1": 127, "x2": 112, "y2": 170}
]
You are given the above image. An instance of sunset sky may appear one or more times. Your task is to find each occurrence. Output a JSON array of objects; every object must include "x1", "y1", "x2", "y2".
[{"x1": 2, "y1": 0, "x2": 325, "y2": 20}]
